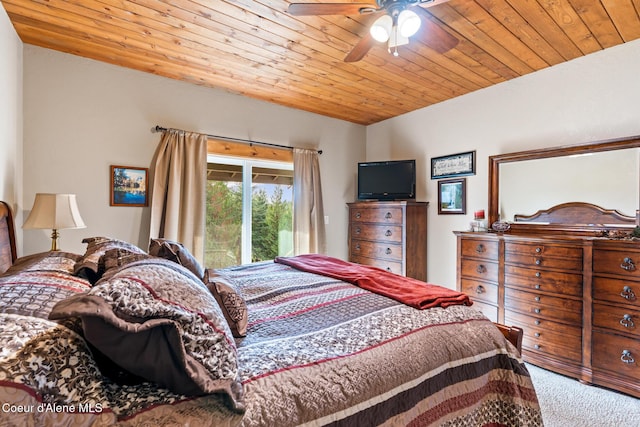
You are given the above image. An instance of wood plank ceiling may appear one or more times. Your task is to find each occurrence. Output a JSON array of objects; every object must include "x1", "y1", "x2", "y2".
[{"x1": 3, "y1": 0, "x2": 640, "y2": 125}]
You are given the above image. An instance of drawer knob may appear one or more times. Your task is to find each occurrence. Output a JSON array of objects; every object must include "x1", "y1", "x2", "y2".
[
  {"x1": 534, "y1": 332, "x2": 541, "y2": 337},
  {"x1": 534, "y1": 284, "x2": 541, "y2": 290},
  {"x1": 355, "y1": 227, "x2": 361, "y2": 234},
  {"x1": 534, "y1": 296, "x2": 541, "y2": 302},
  {"x1": 475, "y1": 244, "x2": 485, "y2": 253},
  {"x1": 535, "y1": 272, "x2": 541, "y2": 278},
  {"x1": 620, "y1": 286, "x2": 637, "y2": 301},
  {"x1": 385, "y1": 229, "x2": 392, "y2": 237},
  {"x1": 621, "y1": 257, "x2": 636, "y2": 272},
  {"x1": 534, "y1": 308, "x2": 541, "y2": 314},
  {"x1": 620, "y1": 314, "x2": 635, "y2": 328},
  {"x1": 621, "y1": 350, "x2": 635, "y2": 364},
  {"x1": 476, "y1": 264, "x2": 487, "y2": 274},
  {"x1": 385, "y1": 267, "x2": 392, "y2": 272},
  {"x1": 534, "y1": 344, "x2": 541, "y2": 350},
  {"x1": 355, "y1": 212, "x2": 361, "y2": 219},
  {"x1": 355, "y1": 243, "x2": 361, "y2": 251},
  {"x1": 385, "y1": 247, "x2": 392, "y2": 255},
  {"x1": 385, "y1": 212, "x2": 392, "y2": 219},
  {"x1": 534, "y1": 320, "x2": 541, "y2": 325},
  {"x1": 475, "y1": 285, "x2": 485, "y2": 294},
  {"x1": 535, "y1": 259, "x2": 542, "y2": 266},
  {"x1": 535, "y1": 247, "x2": 542, "y2": 253}
]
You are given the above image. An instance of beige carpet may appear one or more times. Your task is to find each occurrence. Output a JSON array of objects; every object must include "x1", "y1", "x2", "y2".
[{"x1": 526, "y1": 363, "x2": 640, "y2": 426}]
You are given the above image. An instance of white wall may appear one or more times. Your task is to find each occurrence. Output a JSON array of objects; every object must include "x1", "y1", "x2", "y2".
[
  {"x1": 0, "y1": 7, "x2": 23, "y2": 253},
  {"x1": 23, "y1": 46, "x2": 365, "y2": 257},
  {"x1": 367, "y1": 38, "x2": 640, "y2": 289}
]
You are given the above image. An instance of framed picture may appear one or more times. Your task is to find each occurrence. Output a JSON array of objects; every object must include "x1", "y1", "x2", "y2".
[
  {"x1": 110, "y1": 165, "x2": 149, "y2": 207},
  {"x1": 431, "y1": 151, "x2": 476, "y2": 179},
  {"x1": 438, "y1": 178, "x2": 466, "y2": 214}
]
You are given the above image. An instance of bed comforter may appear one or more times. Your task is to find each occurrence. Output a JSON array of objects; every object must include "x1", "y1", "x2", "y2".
[{"x1": 0, "y1": 251, "x2": 541, "y2": 426}]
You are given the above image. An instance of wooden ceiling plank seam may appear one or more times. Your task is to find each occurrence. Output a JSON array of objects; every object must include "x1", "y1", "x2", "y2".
[
  {"x1": 600, "y1": 0, "x2": 640, "y2": 42},
  {"x1": 453, "y1": 0, "x2": 550, "y2": 71},
  {"x1": 506, "y1": 0, "x2": 584, "y2": 61},
  {"x1": 475, "y1": 0, "x2": 566, "y2": 66},
  {"x1": 431, "y1": 2, "x2": 534, "y2": 79},
  {"x1": 535, "y1": 0, "x2": 604, "y2": 55},
  {"x1": 12, "y1": 21, "x2": 383, "y2": 124},
  {"x1": 566, "y1": 0, "x2": 624, "y2": 48}
]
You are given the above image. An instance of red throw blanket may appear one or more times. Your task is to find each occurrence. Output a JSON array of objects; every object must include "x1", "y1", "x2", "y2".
[{"x1": 275, "y1": 254, "x2": 472, "y2": 310}]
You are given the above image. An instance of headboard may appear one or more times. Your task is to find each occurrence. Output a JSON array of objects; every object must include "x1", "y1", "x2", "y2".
[{"x1": 0, "y1": 201, "x2": 17, "y2": 274}]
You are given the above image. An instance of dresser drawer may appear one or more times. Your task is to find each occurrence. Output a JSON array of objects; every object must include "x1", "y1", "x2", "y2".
[
  {"x1": 350, "y1": 207, "x2": 403, "y2": 225},
  {"x1": 505, "y1": 242, "x2": 582, "y2": 259},
  {"x1": 504, "y1": 252, "x2": 582, "y2": 271},
  {"x1": 504, "y1": 265, "x2": 582, "y2": 297},
  {"x1": 593, "y1": 331, "x2": 640, "y2": 383},
  {"x1": 351, "y1": 239, "x2": 402, "y2": 262},
  {"x1": 350, "y1": 223, "x2": 403, "y2": 243},
  {"x1": 350, "y1": 255, "x2": 402, "y2": 275},
  {"x1": 506, "y1": 312, "x2": 582, "y2": 361},
  {"x1": 592, "y1": 277, "x2": 640, "y2": 308},
  {"x1": 460, "y1": 239, "x2": 499, "y2": 261},
  {"x1": 593, "y1": 302, "x2": 640, "y2": 338},
  {"x1": 461, "y1": 279, "x2": 498, "y2": 305},
  {"x1": 593, "y1": 248, "x2": 640, "y2": 278},
  {"x1": 505, "y1": 287, "x2": 582, "y2": 324},
  {"x1": 460, "y1": 259, "x2": 499, "y2": 282}
]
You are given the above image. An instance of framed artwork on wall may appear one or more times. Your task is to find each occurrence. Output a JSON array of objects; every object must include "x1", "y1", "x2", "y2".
[
  {"x1": 431, "y1": 151, "x2": 476, "y2": 179},
  {"x1": 110, "y1": 165, "x2": 149, "y2": 207},
  {"x1": 438, "y1": 178, "x2": 466, "y2": 215}
]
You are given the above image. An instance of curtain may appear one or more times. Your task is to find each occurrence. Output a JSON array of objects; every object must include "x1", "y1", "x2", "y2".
[
  {"x1": 149, "y1": 129, "x2": 207, "y2": 262},
  {"x1": 293, "y1": 148, "x2": 326, "y2": 255}
]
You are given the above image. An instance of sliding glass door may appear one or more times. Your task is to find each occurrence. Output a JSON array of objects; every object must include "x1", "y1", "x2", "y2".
[{"x1": 205, "y1": 155, "x2": 293, "y2": 268}]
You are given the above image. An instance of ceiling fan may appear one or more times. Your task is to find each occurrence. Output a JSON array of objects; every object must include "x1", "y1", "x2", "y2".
[{"x1": 287, "y1": 0, "x2": 459, "y2": 62}]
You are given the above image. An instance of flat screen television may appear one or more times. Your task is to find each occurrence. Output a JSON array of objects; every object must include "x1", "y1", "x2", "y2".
[{"x1": 357, "y1": 159, "x2": 416, "y2": 201}]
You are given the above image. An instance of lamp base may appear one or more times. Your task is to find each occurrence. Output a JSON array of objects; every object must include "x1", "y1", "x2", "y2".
[{"x1": 50, "y1": 229, "x2": 60, "y2": 251}]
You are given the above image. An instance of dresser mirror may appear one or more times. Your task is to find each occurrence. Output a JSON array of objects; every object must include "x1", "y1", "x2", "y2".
[{"x1": 488, "y1": 135, "x2": 640, "y2": 231}]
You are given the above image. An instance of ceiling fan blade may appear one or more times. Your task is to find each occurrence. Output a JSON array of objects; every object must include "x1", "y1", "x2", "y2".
[
  {"x1": 344, "y1": 32, "x2": 375, "y2": 62},
  {"x1": 288, "y1": 3, "x2": 377, "y2": 16},
  {"x1": 413, "y1": 7, "x2": 459, "y2": 54}
]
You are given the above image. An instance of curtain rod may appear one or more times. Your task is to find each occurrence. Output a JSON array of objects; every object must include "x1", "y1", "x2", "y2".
[{"x1": 152, "y1": 126, "x2": 322, "y2": 155}]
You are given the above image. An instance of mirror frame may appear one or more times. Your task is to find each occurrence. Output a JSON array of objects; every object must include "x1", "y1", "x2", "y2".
[{"x1": 488, "y1": 134, "x2": 640, "y2": 233}]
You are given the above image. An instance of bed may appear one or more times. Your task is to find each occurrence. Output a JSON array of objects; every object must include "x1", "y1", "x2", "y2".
[{"x1": 0, "y1": 201, "x2": 541, "y2": 426}]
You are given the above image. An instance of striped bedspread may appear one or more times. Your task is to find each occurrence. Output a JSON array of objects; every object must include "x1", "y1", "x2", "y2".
[{"x1": 224, "y1": 261, "x2": 542, "y2": 426}]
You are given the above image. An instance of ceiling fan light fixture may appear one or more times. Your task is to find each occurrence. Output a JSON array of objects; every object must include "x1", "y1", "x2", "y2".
[
  {"x1": 398, "y1": 9, "x2": 421, "y2": 38},
  {"x1": 370, "y1": 15, "x2": 392, "y2": 42}
]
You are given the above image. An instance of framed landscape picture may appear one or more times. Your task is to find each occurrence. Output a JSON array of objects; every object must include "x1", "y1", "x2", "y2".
[
  {"x1": 438, "y1": 178, "x2": 466, "y2": 214},
  {"x1": 110, "y1": 165, "x2": 149, "y2": 207}
]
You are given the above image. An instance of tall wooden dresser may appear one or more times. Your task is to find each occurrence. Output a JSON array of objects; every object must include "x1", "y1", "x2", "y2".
[
  {"x1": 348, "y1": 201, "x2": 428, "y2": 281},
  {"x1": 455, "y1": 203, "x2": 640, "y2": 398}
]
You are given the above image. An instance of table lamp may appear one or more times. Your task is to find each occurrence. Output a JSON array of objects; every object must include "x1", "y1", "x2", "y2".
[{"x1": 23, "y1": 193, "x2": 86, "y2": 251}]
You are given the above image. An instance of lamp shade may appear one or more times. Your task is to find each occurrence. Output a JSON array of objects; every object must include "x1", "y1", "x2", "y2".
[
  {"x1": 398, "y1": 10, "x2": 421, "y2": 38},
  {"x1": 23, "y1": 193, "x2": 86, "y2": 230},
  {"x1": 370, "y1": 15, "x2": 392, "y2": 42}
]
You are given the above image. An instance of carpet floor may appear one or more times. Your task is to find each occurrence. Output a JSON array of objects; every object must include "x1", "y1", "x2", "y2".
[{"x1": 526, "y1": 363, "x2": 640, "y2": 426}]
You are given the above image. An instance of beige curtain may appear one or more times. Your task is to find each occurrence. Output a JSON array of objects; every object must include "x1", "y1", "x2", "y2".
[
  {"x1": 149, "y1": 129, "x2": 207, "y2": 262},
  {"x1": 293, "y1": 148, "x2": 326, "y2": 254}
]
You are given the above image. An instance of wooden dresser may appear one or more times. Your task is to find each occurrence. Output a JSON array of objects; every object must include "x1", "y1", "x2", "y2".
[
  {"x1": 455, "y1": 204, "x2": 640, "y2": 398},
  {"x1": 348, "y1": 201, "x2": 428, "y2": 281}
]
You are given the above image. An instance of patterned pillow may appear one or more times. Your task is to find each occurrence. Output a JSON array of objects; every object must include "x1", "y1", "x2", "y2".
[
  {"x1": 0, "y1": 251, "x2": 92, "y2": 320},
  {"x1": 148, "y1": 238, "x2": 204, "y2": 280},
  {"x1": 49, "y1": 258, "x2": 244, "y2": 410},
  {"x1": 204, "y1": 269, "x2": 248, "y2": 337},
  {"x1": 74, "y1": 237, "x2": 147, "y2": 283}
]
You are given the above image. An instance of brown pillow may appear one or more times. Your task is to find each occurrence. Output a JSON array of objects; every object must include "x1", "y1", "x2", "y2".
[
  {"x1": 49, "y1": 258, "x2": 244, "y2": 410},
  {"x1": 204, "y1": 269, "x2": 248, "y2": 337},
  {"x1": 74, "y1": 237, "x2": 147, "y2": 283},
  {"x1": 148, "y1": 238, "x2": 204, "y2": 280}
]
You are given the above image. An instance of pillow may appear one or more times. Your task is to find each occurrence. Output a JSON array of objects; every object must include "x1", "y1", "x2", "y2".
[
  {"x1": 148, "y1": 238, "x2": 204, "y2": 279},
  {"x1": 204, "y1": 269, "x2": 248, "y2": 337},
  {"x1": 0, "y1": 251, "x2": 92, "y2": 320},
  {"x1": 49, "y1": 258, "x2": 244, "y2": 410},
  {"x1": 74, "y1": 237, "x2": 147, "y2": 283}
]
